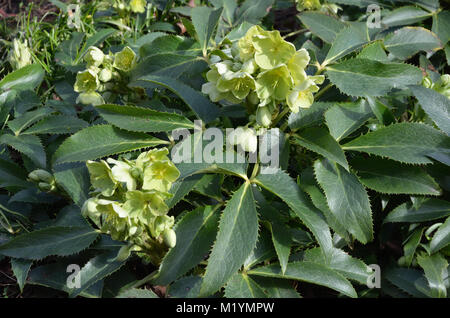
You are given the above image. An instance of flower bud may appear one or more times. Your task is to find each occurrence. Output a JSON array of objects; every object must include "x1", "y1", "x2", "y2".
[
  {"x1": 76, "y1": 91, "x2": 105, "y2": 106},
  {"x1": 33, "y1": 169, "x2": 54, "y2": 183},
  {"x1": 422, "y1": 76, "x2": 433, "y2": 88},
  {"x1": 256, "y1": 106, "x2": 272, "y2": 127},
  {"x1": 99, "y1": 68, "x2": 113, "y2": 82},
  {"x1": 28, "y1": 171, "x2": 40, "y2": 182},
  {"x1": 441, "y1": 74, "x2": 450, "y2": 86},
  {"x1": 38, "y1": 182, "x2": 52, "y2": 192},
  {"x1": 162, "y1": 228, "x2": 176, "y2": 248},
  {"x1": 116, "y1": 245, "x2": 132, "y2": 261},
  {"x1": 247, "y1": 91, "x2": 259, "y2": 105}
]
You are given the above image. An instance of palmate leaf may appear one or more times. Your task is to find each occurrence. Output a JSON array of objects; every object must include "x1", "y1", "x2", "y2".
[
  {"x1": 382, "y1": 6, "x2": 432, "y2": 28},
  {"x1": 384, "y1": 198, "x2": 450, "y2": 223},
  {"x1": 130, "y1": 75, "x2": 220, "y2": 123},
  {"x1": 0, "y1": 134, "x2": 46, "y2": 168},
  {"x1": 293, "y1": 127, "x2": 349, "y2": 170},
  {"x1": 0, "y1": 64, "x2": 44, "y2": 92},
  {"x1": 342, "y1": 123, "x2": 450, "y2": 164},
  {"x1": 153, "y1": 205, "x2": 220, "y2": 285},
  {"x1": 52, "y1": 125, "x2": 168, "y2": 166},
  {"x1": 247, "y1": 261, "x2": 357, "y2": 298},
  {"x1": 191, "y1": 6, "x2": 223, "y2": 55},
  {"x1": 297, "y1": 11, "x2": 346, "y2": 43},
  {"x1": 350, "y1": 156, "x2": 441, "y2": 195},
  {"x1": 11, "y1": 258, "x2": 33, "y2": 292},
  {"x1": 53, "y1": 163, "x2": 91, "y2": 207},
  {"x1": 303, "y1": 247, "x2": 372, "y2": 285},
  {"x1": 28, "y1": 262, "x2": 103, "y2": 298},
  {"x1": 0, "y1": 226, "x2": 98, "y2": 260},
  {"x1": 288, "y1": 102, "x2": 332, "y2": 130},
  {"x1": 200, "y1": 182, "x2": 258, "y2": 297},
  {"x1": 314, "y1": 159, "x2": 373, "y2": 244},
  {"x1": 410, "y1": 85, "x2": 450, "y2": 136},
  {"x1": 95, "y1": 104, "x2": 195, "y2": 133},
  {"x1": 384, "y1": 267, "x2": 429, "y2": 298},
  {"x1": 252, "y1": 277, "x2": 301, "y2": 298},
  {"x1": 22, "y1": 115, "x2": 89, "y2": 135},
  {"x1": 324, "y1": 100, "x2": 373, "y2": 141},
  {"x1": 430, "y1": 217, "x2": 450, "y2": 253},
  {"x1": 166, "y1": 175, "x2": 203, "y2": 208},
  {"x1": 326, "y1": 58, "x2": 423, "y2": 97},
  {"x1": 131, "y1": 53, "x2": 206, "y2": 80},
  {"x1": 69, "y1": 249, "x2": 127, "y2": 298},
  {"x1": 432, "y1": 10, "x2": 450, "y2": 44},
  {"x1": 384, "y1": 27, "x2": 442, "y2": 60},
  {"x1": 417, "y1": 253, "x2": 448, "y2": 298},
  {"x1": 224, "y1": 273, "x2": 268, "y2": 298},
  {"x1": 8, "y1": 108, "x2": 54, "y2": 135},
  {"x1": 254, "y1": 169, "x2": 333, "y2": 254},
  {"x1": 116, "y1": 288, "x2": 158, "y2": 298},
  {"x1": 324, "y1": 23, "x2": 369, "y2": 65},
  {"x1": 299, "y1": 168, "x2": 350, "y2": 241},
  {"x1": 0, "y1": 157, "x2": 32, "y2": 188}
]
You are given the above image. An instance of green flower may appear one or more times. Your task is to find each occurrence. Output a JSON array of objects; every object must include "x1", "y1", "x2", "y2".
[
  {"x1": 296, "y1": 0, "x2": 321, "y2": 11},
  {"x1": 287, "y1": 49, "x2": 310, "y2": 85},
  {"x1": 216, "y1": 71, "x2": 255, "y2": 100},
  {"x1": 130, "y1": 0, "x2": 146, "y2": 13},
  {"x1": 96, "y1": 199, "x2": 129, "y2": 219},
  {"x1": 286, "y1": 75, "x2": 324, "y2": 112},
  {"x1": 142, "y1": 160, "x2": 180, "y2": 192},
  {"x1": 84, "y1": 46, "x2": 105, "y2": 67},
  {"x1": 81, "y1": 197, "x2": 102, "y2": 227},
  {"x1": 136, "y1": 148, "x2": 170, "y2": 170},
  {"x1": 252, "y1": 30, "x2": 296, "y2": 69},
  {"x1": 74, "y1": 69, "x2": 100, "y2": 93},
  {"x1": 107, "y1": 158, "x2": 137, "y2": 191},
  {"x1": 86, "y1": 160, "x2": 117, "y2": 196},
  {"x1": 202, "y1": 82, "x2": 228, "y2": 102},
  {"x1": 123, "y1": 190, "x2": 169, "y2": 222},
  {"x1": 238, "y1": 25, "x2": 265, "y2": 62},
  {"x1": 76, "y1": 91, "x2": 105, "y2": 106},
  {"x1": 255, "y1": 64, "x2": 294, "y2": 101},
  {"x1": 113, "y1": 46, "x2": 137, "y2": 72},
  {"x1": 202, "y1": 62, "x2": 244, "y2": 103},
  {"x1": 152, "y1": 215, "x2": 175, "y2": 238}
]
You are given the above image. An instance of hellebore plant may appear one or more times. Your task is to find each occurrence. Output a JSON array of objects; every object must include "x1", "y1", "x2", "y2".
[{"x1": 82, "y1": 148, "x2": 180, "y2": 265}]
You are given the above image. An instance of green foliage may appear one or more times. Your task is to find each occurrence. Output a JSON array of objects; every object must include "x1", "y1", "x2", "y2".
[{"x1": 0, "y1": 0, "x2": 448, "y2": 299}]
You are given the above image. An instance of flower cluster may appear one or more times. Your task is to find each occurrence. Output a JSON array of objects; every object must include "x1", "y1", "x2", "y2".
[
  {"x1": 202, "y1": 25, "x2": 324, "y2": 128},
  {"x1": 8, "y1": 38, "x2": 32, "y2": 70},
  {"x1": 74, "y1": 46, "x2": 138, "y2": 106},
  {"x1": 423, "y1": 74, "x2": 450, "y2": 99},
  {"x1": 82, "y1": 148, "x2": 180, "y2": 264}
]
